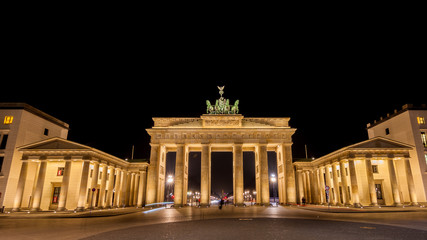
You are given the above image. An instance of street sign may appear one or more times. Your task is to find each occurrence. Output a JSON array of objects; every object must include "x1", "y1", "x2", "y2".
[
  {"x1": 325, "y1": 186, "x2": 330, "y2": 191},
  {"x1": 92, "y1": 188, "x2": 96, "y2": 192}
]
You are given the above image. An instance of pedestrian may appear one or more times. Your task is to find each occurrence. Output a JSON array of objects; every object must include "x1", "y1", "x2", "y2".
[
  {"x1": 302, "y1": 197, "x2": 306, "y2": 206},
  {"x1": 219, "y1": 198, "x2": 224, "y2": 210}
]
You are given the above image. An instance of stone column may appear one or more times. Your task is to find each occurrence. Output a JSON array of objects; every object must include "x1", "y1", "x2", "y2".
[
  {"x1": 57, "y1": 160, "x2": 72, "y2": 211},
  {"x1": 89, "y1": 162, "x2": 99, "y2": 209},
  {"x1": 200, "y1": 144, "x2": 211, "y2": 206},
  {"x1": 296, "y1": 170, "x2": 304, "y2": 204},
  {"x1": 302, "y1": 171, "x2": 309, "y2": 203},
  {"x1": 403, "y1": 158, "x2": 418, "y2": 205},
  {"x1": 324, "y1": 165, "x2": 332, "y2": 204},
  {"x1": 129, "y1": 173, "x2": 135, "y2": 206},
  {"x1": 105, "y1": 165, "x2": 115, "y2": 208},
  {"x1": 114, "y1": 169, "x2": 123, "y2": 207},
  {"x1": 98, "y1": 164, "x2": 108, "y2": 208},
  {"x1": 146, "y1": 144, "x2": 160, "y2": 205},
  {"x1": 331, "y1": 163, "x2": 341, "y2": 205},
  {"x1": 31, "y1": 161, "x2": 47, "y2": 211},
  {"x1": 387, "y1": 158, "x2": 402, "y2": 206},
  {"x1": 348, "y1": 159, "x2": 361, "y2": 207},
  {"x1": 174, "y1": 144, "x2": 185, "y2": 207},
  {"x1": 259, "y1": 144, "x2": 270, "y2": 205},
  {"x1": 76, "y1": 161, "x2": 90, "y2": 211},
  {"x1": 283, "y1": 144, "x2": 295, "y2": 204},
  {"x1": 133, "y1": 174, "x2": 140, "y2": 206},
  {"x1": 310, "y1": 170, "x2": 319, "y2": 204},
  {"x1": 124, "y1": 172, "x2": 131, "y2": 206},
  {"x1": 12, "y1": 161, "x2": 29, "y2": 211},
  {"x1": 339, "y1": 160, "x2": 350, "y2": 205},
  {"x1": 365, "y1": 158, "x2": 378, "y2": 206},
  {"x1": 317, "y1": 168, "x2": 326, "y2": 204},
  {"x1": 233, "y1": 143, "x2": 244, "y2": 206},
  {"x1": 305, "y1": 171, "x2": 312, "y2": 203},
  {"x1": 137, "y1": 168, "x2": 147, "y2": 207}
]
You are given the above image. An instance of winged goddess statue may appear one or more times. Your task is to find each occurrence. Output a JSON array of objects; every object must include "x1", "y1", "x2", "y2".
[{"x1": 218, "y1": 86, "x2": 225, "y2": 98}]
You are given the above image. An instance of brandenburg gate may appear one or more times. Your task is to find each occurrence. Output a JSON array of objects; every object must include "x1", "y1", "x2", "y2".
[{"x1": 145, "y1": 87, "x2": 296, "y2": 206}]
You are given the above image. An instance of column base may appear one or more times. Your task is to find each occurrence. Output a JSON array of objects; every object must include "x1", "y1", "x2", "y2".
[
  {"x1": 369, "y1": 203, "x2": 379, "y2": 207},
  {"x1": 200, "y1": 203, "x2": 210, "y2": 207},
  {"x1": 56, "y1": 207, "x2": 68, "y2": 212},
  {"x1": 11, "y1": 208, "x2": 21, "y2": 212},
  {"x1": 30, "y1": 208, "x2": 42, "y2": 212},
  {"x1": 393, "y1": 203, "x2": 403, "y2": 207},
  {"x1": 353, "y1": 203, "x2": 363, "y2": 208},
  {"x1": 75, "y1": 207, "x2": 86, "y2": 212}
]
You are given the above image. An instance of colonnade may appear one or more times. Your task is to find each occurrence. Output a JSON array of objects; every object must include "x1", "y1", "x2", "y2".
[
  {"x1": 12, "y1": 157, "x2": 148, "y2": 212},
  {"x1": 146, "y1": 143, "x2": 296, "y2": 207},
  {"x1": 295, "y1": 157, "x2": 418, "y2": 207}
]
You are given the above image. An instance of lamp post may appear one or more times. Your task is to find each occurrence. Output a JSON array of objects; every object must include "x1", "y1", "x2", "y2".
[
  {"x1": 271, "y1": 174, "x2": 277, "y2": 204},
  {"x1": 167, "y1": 175, "x2": 174, "y2": 202}
]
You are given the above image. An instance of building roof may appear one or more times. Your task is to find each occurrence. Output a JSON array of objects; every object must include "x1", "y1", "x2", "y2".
[
  {"x1": 367, "y1": 104, "x2": 427, "y2": 129},
  {"x1": 0, "y1": 103, "x2": 69, "y2": 129}
]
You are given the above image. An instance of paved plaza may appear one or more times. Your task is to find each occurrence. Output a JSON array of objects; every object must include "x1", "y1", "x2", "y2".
[{"x1": 1, "y1": 205, "x2": 426, "y2": 239}]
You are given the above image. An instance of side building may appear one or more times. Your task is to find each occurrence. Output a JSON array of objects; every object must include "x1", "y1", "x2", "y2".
[
  {"x1": 0, "y1": 103, "x2": 148, "y2": 211},
  {"x1": 367, "y1": 104, "x2": 427, "y2": 204}
]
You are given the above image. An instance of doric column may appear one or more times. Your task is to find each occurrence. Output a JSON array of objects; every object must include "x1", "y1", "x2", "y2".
[
  {"x1": 31, "y1": 161, "x2": 47, "y2": 211},
  {"x1": 12, "y1": 161, "x2": 29, "y2": 211},
  {"x1": 133, "y1": 174, "x2": 140, "y2": 206},
  {"x1": 200, "y1": 144, "x2": 211, "y2": 206},
  {"x1": 403, "y1": 158, "x2": 418, "y2": 205},
  {"x1": 89, "y1": 161, "x2": 99, "y2": 209},
  {"x1": 282, "y1": 144, "x2": 295, "y2": 204},
  {"x1": 331, "y1": 163, "x2": 341, "y2": 205},
  {"x1": 387, "y1": 158, "x2": 402, "y2": 206},
  {"x1": 310, "y1": 170, "x2": 320, "y2": 203},
  {"x1": 128, "y1": 173, "x2": 135, "y2": 206},
  {"x1": 302, "y1": 171, "x2": 309, "y2": 203},
  {"x1": 174, "y1": 144, "x2": 186, "y2": 207},
  {"x1": 76, "y1": 161, "x2": 90, "y2": 211},
  {"x1": 137, "y1": 168, "x2": 147, "y2": 207},
  {"x1": 146, "y1": 144, "x2": 160, "y2": 205},
  {"x1": 57, "y1": 160, "x2": 72, "y2": 211},
  {"x1": 233, "y1": 143, "x2": 244, "y2": 206},
  {"x1": 348, "y1": 159, "x2": 361, "y2": 207},
  {"x1": 317, "y1": 167, "x2": 326, "y2": 204},
  {"x1": 324, "y1": 165, "x2": 333, "y2": 204},
  {"x1": 113, "y1": 169, "x2": 123, "y2": 207},
  {"x1": 365, "y1": 158, "x2": 378, "y2": 206},
  {"x1": 259, "y1": 144, "x2": 270, "y2": 205},
  {"x1": 105, "y1": 165, "x2": 115, "y2": 208},
  {"x1": 296, "y1": 170, "x2": 304, "y2": 204},
  {"x1": 124, "y1": 172, "x2": 131, "y2": 206},
  {"x1": 339, "y1": 160, "x2": 350, "y2": 205},
  {"x1": 98, "y1": 163, "x2": 108, "y2": 208},
  {"x1": 305, "y1": 171, "x2": 312, "y2": 203}
]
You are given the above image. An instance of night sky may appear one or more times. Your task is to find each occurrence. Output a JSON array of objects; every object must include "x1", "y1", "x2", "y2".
[{"x1": 2, "y1": 18, "x2": 425, "y2": 196}]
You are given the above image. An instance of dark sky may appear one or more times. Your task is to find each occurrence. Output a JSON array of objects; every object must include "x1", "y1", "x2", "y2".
[{"x1": 2, "y1": 15, "x2": 425, "y2": 196}]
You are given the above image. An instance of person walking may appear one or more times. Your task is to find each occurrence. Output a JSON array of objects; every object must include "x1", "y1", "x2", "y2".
[{"x1": 219, "y1": 198, "x2": 224, "y2": 210}]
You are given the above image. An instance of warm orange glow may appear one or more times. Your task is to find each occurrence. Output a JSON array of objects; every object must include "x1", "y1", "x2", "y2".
[{"x1": 4, "y1": 116, "x2": 13, "y2": 124}]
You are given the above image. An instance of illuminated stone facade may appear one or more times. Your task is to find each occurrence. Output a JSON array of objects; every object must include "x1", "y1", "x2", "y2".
[
  {"x1": 145, "y1": 114, "x2": 297, "y2": 206},
  {"x1": 294, "y1": 137, "x2": 423, "y2": 206},
  {"x1": 0, "y1": 103, "x2": 147, "y2": 211}
]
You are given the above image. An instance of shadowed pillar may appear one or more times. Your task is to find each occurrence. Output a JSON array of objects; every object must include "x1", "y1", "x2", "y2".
[
  {"x1": 200, "y1": 144, "x2": 211, "y2": 206},
  {"x1": 233, "y1": 144, "x2": 244, "y2": 206}
]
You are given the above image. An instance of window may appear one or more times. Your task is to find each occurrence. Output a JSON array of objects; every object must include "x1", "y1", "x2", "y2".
[
  {"x1": 52, "y1": 187, "x2": 61, "y2": 204},
  {"x1": 57, "y1": 167, "x2": 65, "y2": 176},
  {"x1": 43, "y1": 128, "x2": 49, "y2": 136},
  {"x1": 0, "y1": 156, "x2": 4, "y2": 172},
  {"x1": 3, "y1": 116, "x2": 13, "y2": 124},
  {"x1": 421, "y1": 132, "x2": 427, "y2": 147},
  {"x1": 372, "y1": 165, "x2": 378, "y2": 173},
  {"x1": 0, "y1": 134, "x2": 8, "y2": 149},
  {"x1": 345, "y1": 167, "x2": 348, "y2": 176},
  {"x1": 418, "y1": 117, "x2": 426, "y2": 124},
  {"x1": 385, "y1": 128, "x2": 390, "y2": 135},
  {"x1": 337, "y1": 170, "x2": 340, "y2": 178}
]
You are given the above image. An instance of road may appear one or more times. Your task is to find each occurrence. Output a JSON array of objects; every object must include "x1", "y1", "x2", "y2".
[{"x1": 1, "y1": 205, "x2": 426, "y2": 239}]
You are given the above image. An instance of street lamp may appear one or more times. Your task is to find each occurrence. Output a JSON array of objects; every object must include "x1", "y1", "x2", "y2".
[
  {"x1": 167, "y1": 175, "x2": 174, "y2": 202},
  {"x1": 271, "y1": 174, "x2": 277, "y2": 204}
]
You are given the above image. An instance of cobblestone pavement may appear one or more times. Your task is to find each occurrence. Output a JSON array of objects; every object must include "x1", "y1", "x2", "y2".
[{"x1": 0, "y1": 205, "x2": 426, "y2": 239}]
